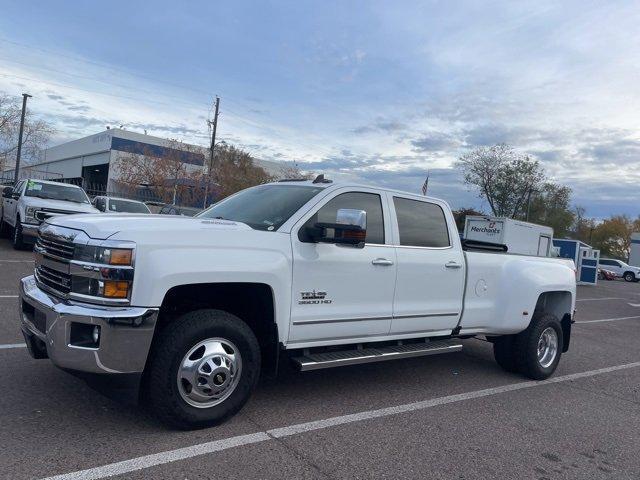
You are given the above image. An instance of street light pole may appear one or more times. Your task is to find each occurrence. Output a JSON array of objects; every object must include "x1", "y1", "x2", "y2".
[{"x1": 13, "y1": 93, "x2": 32, "y2": 184}]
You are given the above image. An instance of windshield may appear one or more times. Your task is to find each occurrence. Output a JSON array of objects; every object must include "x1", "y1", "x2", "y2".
[
  {"x1": 24, "y1": 180, "x2": 90, "y2": 204},
  {"x1": 197, "y1": 184, "x2": 325, "y2": 231},
  {"x1": 108, "y1": 199, "x2": 151, "y2": 213}
]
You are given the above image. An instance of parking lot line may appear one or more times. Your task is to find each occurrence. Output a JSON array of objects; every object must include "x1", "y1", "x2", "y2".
[
  {"x1": 0, "y1": 295, "x2": 18, "y2": 298},
  {"x1": 41, "y1": 361, "x2": 640, "y2": 480},
  {"x1": 0, "y1": 343, "x2": 26, "y2": 350},
  {"x1": 577, "y1": 315, "x2": 640, "y2": 324},
  {"x1": 576, "y1": 297, "x2": 626, "y2": 302},
  {"x1": 0, "y1": 260, "x2": 33, "y2": 263}
]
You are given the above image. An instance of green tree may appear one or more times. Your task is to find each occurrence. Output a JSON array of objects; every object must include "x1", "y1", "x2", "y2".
[
  {"x1": 526, "y1": 183, "x2": 575, "y2": 238},
  {"x1": 591, "y1": 215, "x2": 640, "y2": 260},
  {"x1": 456, "y1": 144, "x2": 545, "y2": 218}
]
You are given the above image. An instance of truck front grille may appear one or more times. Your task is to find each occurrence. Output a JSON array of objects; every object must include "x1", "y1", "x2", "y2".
[
  {"x1": 36, "y1": 235, "x2": 75, "y2": 260},
  {"x1": 35, "y1": 264, "x2": 72, "y2": 294}
]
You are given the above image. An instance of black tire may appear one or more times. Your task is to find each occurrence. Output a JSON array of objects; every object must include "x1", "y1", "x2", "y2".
[
  {"x1": 143, "y1": 309, "x2": 261, "y2": 429},
  {"x1": 12, "y1": 216, "x2": 24, "y2": 250},
  {"x1": 513, "y1": 312, "x2": 563, "y2": 380},
  {"x1": 0, "y1": 214, "x2": 8, "y2": 239},
  {"x1": 493, "y1": 335, "x2": 519, "y2": 373},
  {"x1": 623, "y1": 272, "x2": 635, "y2": 282}
]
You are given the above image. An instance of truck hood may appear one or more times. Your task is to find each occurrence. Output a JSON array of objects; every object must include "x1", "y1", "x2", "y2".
[
  {"x1": 25, "y1": 198, "x2": 99, "y2": 214},
  {"x1": 45, "y1": 213, "x2": 253, "y2": 240}
]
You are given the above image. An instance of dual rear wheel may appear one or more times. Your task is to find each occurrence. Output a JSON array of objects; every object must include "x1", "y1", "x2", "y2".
[{"x1": 493, "y1": 312, "x2": 563, "y2": 380}]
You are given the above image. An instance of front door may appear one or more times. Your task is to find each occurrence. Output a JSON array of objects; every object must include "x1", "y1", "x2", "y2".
[
  {"x1": 4, "y1": 180, "x2": 23, "y2": 226},
  {"x1": 288, "y1": 189, "x2": 396, "y2": 346},
  {"x1": 389, "y1": 195, "x2": 465, "y2": 335}
]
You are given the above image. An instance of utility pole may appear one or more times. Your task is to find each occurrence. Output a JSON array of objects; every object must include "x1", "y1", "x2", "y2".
[
  {"x1": 13, "y1": 93, "x2": 32, "y2": 184},
  {"x1": 203, "y1": 96, "x2": 220, "y2": 208}
]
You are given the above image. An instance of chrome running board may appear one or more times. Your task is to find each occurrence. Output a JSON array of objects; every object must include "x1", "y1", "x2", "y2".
[{"x1": 292, "y1": 340, "x2": 462, "y2": 371}]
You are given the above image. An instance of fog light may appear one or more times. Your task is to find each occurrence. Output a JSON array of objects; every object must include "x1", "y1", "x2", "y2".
[
  {"x1": 92, "y1": 325, "x2": 100, "y2": 344},
  {"x1": 103, "y1": 280, "x2": 129, "y2": 298}
]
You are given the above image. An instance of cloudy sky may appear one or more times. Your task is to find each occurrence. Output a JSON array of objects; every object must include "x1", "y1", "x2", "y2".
[{"x1": 1, "y1": 0, "x2": 639, "y2": 218}]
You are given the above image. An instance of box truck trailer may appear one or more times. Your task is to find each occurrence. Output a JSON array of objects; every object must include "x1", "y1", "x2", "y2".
[
  {"x1": 630, "y1": 232, "x2": 640, "y2": 267},
  {"x1": 463, "y1": 216, "x2": 554, "y2": 257}
]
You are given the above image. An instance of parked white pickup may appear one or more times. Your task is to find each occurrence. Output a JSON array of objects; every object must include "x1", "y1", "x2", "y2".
[
  {"x1": 19, "y1": 179, "x2": 576, "y2": 428},
  {"x1": 1, "y1": 179, "x2": 98, "y2": 249}
]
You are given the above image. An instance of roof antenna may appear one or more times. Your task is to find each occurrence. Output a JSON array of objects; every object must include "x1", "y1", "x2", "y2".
[{"x1": 312, "y1": 174, "x2": 332, "y2": 184}]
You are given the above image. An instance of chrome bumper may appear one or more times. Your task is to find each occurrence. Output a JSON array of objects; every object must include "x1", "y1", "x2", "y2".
[
  {"x1": 21, "y1": 223, "x2": 39, "y2": 242},
  {"x1": 19, "y1": 275, "x2": 158, "y2": 374}
]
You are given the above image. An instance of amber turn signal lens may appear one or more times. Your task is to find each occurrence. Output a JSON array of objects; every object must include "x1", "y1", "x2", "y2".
[
  {"x1": 103, "y1": 280, "x2": 129, "y2": 298},
  {"x1": 108, "y1": 249, "x2": 132, "y2": 265}
]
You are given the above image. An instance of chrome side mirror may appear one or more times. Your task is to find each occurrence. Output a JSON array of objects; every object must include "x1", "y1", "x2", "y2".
[
  {"x1": 306, "y1": 208, "x2": 367, "y2": 247},
  {"x1": 336, "y1": 208, "x2": 366, "y2": 230}
]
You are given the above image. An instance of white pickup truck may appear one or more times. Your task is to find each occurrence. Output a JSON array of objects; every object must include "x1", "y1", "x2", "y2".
[
  {"x1": 19, "y1": 178, "x2": 576, "y2": 428},
  {"x1": 1, "y1": 179, "x2": 98, "y2": 249}
]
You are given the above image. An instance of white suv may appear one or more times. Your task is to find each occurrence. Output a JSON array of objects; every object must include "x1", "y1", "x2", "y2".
[
  {"x1": 0, "y1": 179, "x2": 99, "y2": 249},
  {"x1": 599, "y1": 258, "x2": 640, "y2": 282}
]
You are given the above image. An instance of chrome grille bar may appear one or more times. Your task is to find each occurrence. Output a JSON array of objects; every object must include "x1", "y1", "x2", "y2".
[{"x1": 36, "y1": 236, "x2": 75, "y2": 260}]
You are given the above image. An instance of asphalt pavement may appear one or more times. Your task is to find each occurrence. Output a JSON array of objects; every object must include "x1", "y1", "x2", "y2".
[{"x1": 1, "y1": 238, "x2": 640, "y2": 480}]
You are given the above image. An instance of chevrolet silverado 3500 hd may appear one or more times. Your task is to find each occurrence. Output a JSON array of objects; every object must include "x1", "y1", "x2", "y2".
[{"x1": 19, "y1": 179, "x2": 576, "y2": 428}]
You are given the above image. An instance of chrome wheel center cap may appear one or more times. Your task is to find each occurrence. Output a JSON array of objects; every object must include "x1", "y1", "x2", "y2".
[{"x1": 177, "y1": 338, "x2": 242, "y2": 409}]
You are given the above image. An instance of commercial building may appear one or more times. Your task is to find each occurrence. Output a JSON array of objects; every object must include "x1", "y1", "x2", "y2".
[{"x1": 2, "y1": 128, "x2": 284, "y2": 195}]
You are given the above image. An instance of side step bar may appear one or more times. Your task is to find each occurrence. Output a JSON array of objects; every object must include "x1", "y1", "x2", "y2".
[{"x1": 292, "y1": 340, "x2": 462, "y2": 372}]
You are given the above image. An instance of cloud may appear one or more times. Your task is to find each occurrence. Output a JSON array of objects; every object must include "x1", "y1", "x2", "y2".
[
  {"x1": 352, "y1": 118, "x2": 407, "y2": 135},
  {"x1": 411, "y1": 132, "x2": 459, "y2": 152}
]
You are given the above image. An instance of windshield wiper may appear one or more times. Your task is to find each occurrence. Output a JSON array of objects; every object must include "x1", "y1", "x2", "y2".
[{"x1": 60, "y1": 198, "x2": 84, "y2": 204}]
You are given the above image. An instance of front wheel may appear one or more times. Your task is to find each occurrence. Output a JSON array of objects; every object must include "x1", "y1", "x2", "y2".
[
  {"x1": 143, "y1": 309, "x2": 261, "y2": 429},
  {"x1": 0, "y1": 214, "x2": 8, "y2": 238},
  {"x1": 12, "y1": 218, "x2": 25, "y2": 249},
  {"x1": 623, "y1": 272, "x2": 636, "y2": 282}
]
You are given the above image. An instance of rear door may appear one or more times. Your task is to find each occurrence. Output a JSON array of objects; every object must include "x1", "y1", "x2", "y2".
[
  {"x1": 389, "y1": 195, "x2": 465, "y2": 335},
  {"x1": 538, "y1": 235, "x2": 551, "y2": 256}
]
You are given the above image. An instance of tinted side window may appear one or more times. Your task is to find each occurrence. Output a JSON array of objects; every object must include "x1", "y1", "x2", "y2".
[
  {"x1": 14, "y1": 181, "x2": 25, "y2": 196},
  {"x1": 600, "y1": 260, "x2": 614, "y2": 266},
  {"x1": 394, "y1": 197, "x2": 450, "y2": 248},
  {"x1": 303, "y1": 192, "x2": 385, "y2": 244}
]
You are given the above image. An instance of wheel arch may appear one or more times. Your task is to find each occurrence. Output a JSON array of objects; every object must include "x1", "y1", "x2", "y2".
[
  {"x1": 535, "y1": 290, "x2": 573, "y2": 353},
  {"x1": 154, "y1": 282, "x2": 280, "y2": 375}
]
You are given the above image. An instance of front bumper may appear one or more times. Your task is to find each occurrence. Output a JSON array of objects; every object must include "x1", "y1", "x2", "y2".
[
  {"x1": 19, "y1": 275, "x2": 158, "y2": 374},
  {"x1": 20, "y1": 223, "x2": 39, "y2": 244}
]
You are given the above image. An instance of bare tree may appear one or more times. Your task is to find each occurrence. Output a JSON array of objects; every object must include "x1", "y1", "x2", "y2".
[
  {"x1": 212, "y1": 143, "x2": 273, "y2": 199},
  {"x1": 456, "y1": 144, "x2": 545, "y2": 218},
  {"x1": 277, "y1": 162, "x2": 314, "y2": 180},
  {"x1": 0, "y1": 93, "x2": 54, "y2": 174},
  {"x1": 115, "y1": 139, "x2": 204, "y2": 205}
]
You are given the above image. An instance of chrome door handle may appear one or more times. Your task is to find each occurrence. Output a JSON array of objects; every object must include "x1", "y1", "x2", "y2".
[
  {"x1": 372, "y1": 258, "x2": 394, "y2": 266},
  {"x1": 445, "y1": 261, "x2": 462, "y2": 269}
]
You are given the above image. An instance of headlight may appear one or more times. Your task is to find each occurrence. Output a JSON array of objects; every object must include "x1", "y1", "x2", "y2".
[
  {"x1": 24, "y1": 206, "x2": 38, "y2": 224},
  {"x1": 75, "y1": 245, "x2": 133, "y2": 266},
  {"x1": 98, "y1": 248, "x2": 133, "y2": 266}
]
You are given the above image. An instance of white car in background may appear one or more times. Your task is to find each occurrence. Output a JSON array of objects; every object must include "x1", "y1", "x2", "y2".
[
  {"x1": 92, "y1": 196, "x2": 151, "y2": 214},
  {"x1": 0, "y1": 179, "x2": 99, "y2": 249},
  {"x1": 599, "y1": 258, "x2": 640, "y2": 282}
]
